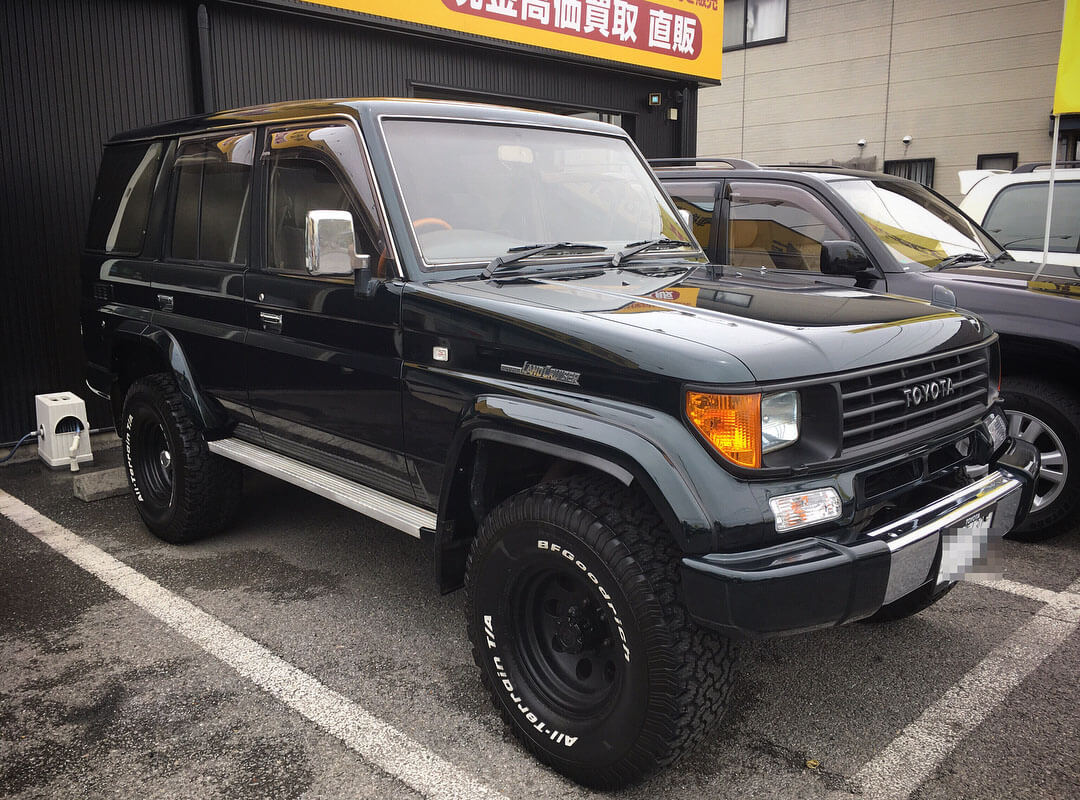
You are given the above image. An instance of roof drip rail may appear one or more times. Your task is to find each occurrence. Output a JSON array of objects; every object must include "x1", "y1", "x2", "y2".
[
  {"x1": 1013, "y1": 161, "x2": 1080, "y2": 173},
  {"x1": 649, "y1": 157, "x2": 760, "y2": 170}
]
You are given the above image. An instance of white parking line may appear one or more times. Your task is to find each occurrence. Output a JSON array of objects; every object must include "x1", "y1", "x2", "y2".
[
  {"x1": 854, "y1": 577, "x2": 1080, "y2": 800},
  {"x1": 965, "y1": 574, "x2": 1062, "y2": 604},
  {"x1": 0, "y1": 489, "x2": 506, "y2": 800}
]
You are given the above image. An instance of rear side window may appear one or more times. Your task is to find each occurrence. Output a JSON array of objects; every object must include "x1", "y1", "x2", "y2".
[
  {"x1": 169, "y1": 132, "x2": 254, "y2": 265},
  {"x1": 726, "y1": 181, "x2": 850, "y2": 271},
  {"x1": 983, "y1": 182, "x2": 1080, "y2": 253},
  {"x1": 86, "y1": 141, "x2": 163, "y2": 254}
]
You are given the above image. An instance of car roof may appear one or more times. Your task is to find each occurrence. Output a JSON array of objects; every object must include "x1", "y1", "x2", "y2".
[{"x1": 108, "y1": 97, "x2": 624, "y2": 144}]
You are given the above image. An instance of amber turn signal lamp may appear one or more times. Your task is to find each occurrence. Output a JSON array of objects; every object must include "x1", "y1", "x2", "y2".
[{"x1": 686, "y1": 391, "x2": 762, "y2": 468}]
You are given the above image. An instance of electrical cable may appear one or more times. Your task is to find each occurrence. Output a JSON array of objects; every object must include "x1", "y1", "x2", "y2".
[{"x1": 0, "y1": 431, "x2": 37, "y2": 464}]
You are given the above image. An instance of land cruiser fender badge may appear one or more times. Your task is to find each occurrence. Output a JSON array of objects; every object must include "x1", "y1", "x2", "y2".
[
  {"x1": 501, "y1": 361, "x2": 581, "y2": 386},
  {"x1": 903, "y1": 377, "x2": 955, "y2": 408}
]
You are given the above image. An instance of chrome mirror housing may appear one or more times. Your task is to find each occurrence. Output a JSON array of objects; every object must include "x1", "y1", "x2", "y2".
[{"x1": 305, "y1": 209, "x2": 369, "y2": 277}]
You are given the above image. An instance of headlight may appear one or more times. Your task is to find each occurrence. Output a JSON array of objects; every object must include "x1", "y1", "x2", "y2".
[
  {"x1": 686, "y1": 390, "x2": 801, "y2": 468},
  {"x1": 762, "y1": 391, "x2": 800, "y2": 454}
]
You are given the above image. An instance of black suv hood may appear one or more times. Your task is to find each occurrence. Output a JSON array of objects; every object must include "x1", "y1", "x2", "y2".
[{"x1": 417, "y1": 267, "x2": 990, "y2": 384}]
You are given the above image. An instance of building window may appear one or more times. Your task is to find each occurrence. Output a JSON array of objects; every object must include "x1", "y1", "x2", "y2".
[
  {"x1": 977, "y1": 152, "x2": 1018, "y2": 171},
  {"x1": 724, "y1": 0, "x2": 787, "y2": 50},
  {"x1": 884, "y1": 158, "x2": 935, "y2": 188}
]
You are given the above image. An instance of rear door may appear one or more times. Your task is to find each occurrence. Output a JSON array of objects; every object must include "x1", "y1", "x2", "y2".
[
  {"x1": 152, "y1": 130, "x2": 256, "y2": 432},
  {"x1": 243, "y1": 121, "x2": 414, "y2": 500}
]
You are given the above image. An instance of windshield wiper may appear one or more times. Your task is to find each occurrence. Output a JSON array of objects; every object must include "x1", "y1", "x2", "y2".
[
  {"x1": 482, "y1": 242, "x2": 606, "y2": 279},
  {"x1": 934, "y1": 252, "x2": 989, "y2": 270},
  {"x1": 611, "y1": 237, "x2": 691, "y2": 268}
]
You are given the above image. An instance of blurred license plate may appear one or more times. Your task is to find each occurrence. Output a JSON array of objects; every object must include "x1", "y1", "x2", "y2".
[{"x1": 937, "y1": 508, "x2": 995, "y2": 584}]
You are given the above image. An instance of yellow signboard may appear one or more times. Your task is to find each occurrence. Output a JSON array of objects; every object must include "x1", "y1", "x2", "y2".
[
  {"x1": 1054, "y1": 0, "x2": 1079, "y2": 114},
  {"x1": 301, "y1": 0, "x2": 723, "y2": 82}
]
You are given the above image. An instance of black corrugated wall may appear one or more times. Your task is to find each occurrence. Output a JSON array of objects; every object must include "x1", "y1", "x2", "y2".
[
  {"x1": 0, "y1": 0, "x2": 697, "y2": 442},
  {"x1": 0, "y1": 0, "x2": 196, "y2": 442}
]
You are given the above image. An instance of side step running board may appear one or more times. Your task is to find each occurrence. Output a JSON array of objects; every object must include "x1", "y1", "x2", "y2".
[{"x1": 207, "y1": 437, "x2": 436, "y2": 538}]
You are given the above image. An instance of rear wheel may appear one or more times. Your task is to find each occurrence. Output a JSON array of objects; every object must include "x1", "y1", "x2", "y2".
[
  {"x1": 466, "y1": 475, "x2": 736, "y2": 789},
  {"x1": 121, "y1": 374, "x2": 242, "y2": 543},
  {"x1": 1001, "y1": 376, "x2": 1079, "y2": 540}
]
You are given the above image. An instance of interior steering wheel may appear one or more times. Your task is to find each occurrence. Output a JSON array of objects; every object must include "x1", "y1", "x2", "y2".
[{"x1": 412, "y1": 217, "x2": 453, "y2": 233}]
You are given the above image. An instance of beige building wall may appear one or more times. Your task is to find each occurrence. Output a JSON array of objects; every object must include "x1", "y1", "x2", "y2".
[{"x1": 699, "y1": 0, "x2": 1064, "y2": 201}]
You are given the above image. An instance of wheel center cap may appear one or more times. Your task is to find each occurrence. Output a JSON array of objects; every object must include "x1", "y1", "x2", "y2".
[
  {"x1": 555, "y1": 619, "x2": 585, "y2": 653},
  {"x1": 159, "y1": 450, "x2": 171, "y2": 470}
]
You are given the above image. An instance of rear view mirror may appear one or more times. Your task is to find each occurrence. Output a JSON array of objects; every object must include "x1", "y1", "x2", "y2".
[
  {"x1": 306, "y1": 210, "x2": 375, "y2": 296},
  {"x1": 820, "y1": 240, "x2": 873, "y2": 277}
]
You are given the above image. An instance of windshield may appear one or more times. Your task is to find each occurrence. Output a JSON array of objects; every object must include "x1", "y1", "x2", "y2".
[
  {"x1": 830, "y1": 178, "x2": 1002, "y2": 268},
  {"x1": 382, "y1": 119, "x2": 694, "y2": 268}
]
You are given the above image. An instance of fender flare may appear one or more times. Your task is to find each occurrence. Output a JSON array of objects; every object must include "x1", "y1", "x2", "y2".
[
  {"x1": 437, "y1": 393, "x2": 717, "y2": 554},
  {"x1": 112, "y1": 320, "x2": 229, "y2": 433}
]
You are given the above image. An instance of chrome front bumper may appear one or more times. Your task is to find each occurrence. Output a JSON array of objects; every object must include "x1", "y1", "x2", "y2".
[
  {"x1": 866, "y1": 469, "x2": 1024, "y2": 604},
  {"x1": 680, "y1": 438, "x2": 1039, "y2": 639}
]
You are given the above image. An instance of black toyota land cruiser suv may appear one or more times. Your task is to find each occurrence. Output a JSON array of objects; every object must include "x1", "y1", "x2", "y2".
[
  {"x1": 82, "y1": 100, "x2": 1038, "y2": 788},
  {"x1": 655, "y1": 158, "x2": 1079, "y2": 537}
]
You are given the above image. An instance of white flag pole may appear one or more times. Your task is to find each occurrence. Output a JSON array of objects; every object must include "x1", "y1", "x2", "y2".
[{"x1": 1033, "y1": 107, "x2": 1062, "y2": 281}]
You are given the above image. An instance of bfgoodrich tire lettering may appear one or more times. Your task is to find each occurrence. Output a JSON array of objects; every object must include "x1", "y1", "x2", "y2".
[
  {"x1": 122, "y1": 373, "x2": 242, "y2": 543},
  {"x1": 466, "y1": 475, "x2": 736, "y2": 789}
]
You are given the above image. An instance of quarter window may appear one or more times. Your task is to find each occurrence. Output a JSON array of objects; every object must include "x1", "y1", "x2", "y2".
[
  {"x1": 86, "y1": 141, "x2": 163, "y2": 255},
  {"x1": 983, "y1": 182, "x2": 1080, "y2": 254},
  {"x1": 169, "y1": 132, "x2": 254, "y2": 265},
  {"x1": 726, "y1": 181, "x2": 849, "y2": 271}
]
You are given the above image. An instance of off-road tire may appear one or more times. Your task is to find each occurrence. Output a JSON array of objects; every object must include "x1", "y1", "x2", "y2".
[
  {"x1": 861, "y1": 579, "x2": 956, "y2": 623},
  {"x1": 1001, "y1": 376, "x2": 1079, "y2": 540},
  {"x1": 121, "y1": 373, "x2": 242, "y2": 543},
  {"x1": 465, "y1": 474, "x2": 736, "y2": 789}
]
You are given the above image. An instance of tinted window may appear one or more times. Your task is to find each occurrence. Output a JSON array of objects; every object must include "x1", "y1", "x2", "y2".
[
  {"x1": 983, "y1": 182, "x2": 1080, "y2": 253},
  {"x1": 665, "y1": 182, "x2": 716, "y2": 252},
  {"x1": 264, "y1": 124, "x2": 389, "y2": 276},
  {"x1": 726, "y1": 181, "x2": 849, "y2": 271},
  {"x1": 86, "y1": 141, "x2": 163, "y2": 254},
  {"x1": 169, "y1": 132, "x2": 253, "y2": 265}
]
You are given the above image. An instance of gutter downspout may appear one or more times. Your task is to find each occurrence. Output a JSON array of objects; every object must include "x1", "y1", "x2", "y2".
[{"x1": 196, "y1": 4, "x2": 215, "y2": 113}]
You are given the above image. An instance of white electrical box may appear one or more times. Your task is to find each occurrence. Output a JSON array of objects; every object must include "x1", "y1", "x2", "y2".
[{"x1": 35, "y1": 392, "x2": 93, "y2": 468}]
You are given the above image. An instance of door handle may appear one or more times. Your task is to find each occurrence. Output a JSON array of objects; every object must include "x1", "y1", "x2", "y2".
[
  {"x1": 156, "y1": 294, "x2": 174, "y2": 312},
  {"x1": 259, "y1": 311, "x2": 283, "y2": 333}
]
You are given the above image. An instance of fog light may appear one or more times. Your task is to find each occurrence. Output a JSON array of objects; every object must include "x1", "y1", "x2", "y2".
[{"x1": 769, "y1": 488, "x2": 843, "y2": 532}]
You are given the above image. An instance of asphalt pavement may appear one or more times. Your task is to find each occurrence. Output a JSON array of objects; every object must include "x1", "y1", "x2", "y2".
[{"x1": 2, "y1": 440, "x2": 1078, "y2": 800}]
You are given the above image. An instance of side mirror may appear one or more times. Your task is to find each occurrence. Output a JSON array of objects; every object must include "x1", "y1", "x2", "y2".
[
  {"x1": 678, "y1": 208, "x2": 693, "y2": 228},
  {"x1": 819, "y1": 240, "x2": 873, "y2": 277},
  {"x1": 305, "y1": 210, "x2": 376, "y2": 296}
]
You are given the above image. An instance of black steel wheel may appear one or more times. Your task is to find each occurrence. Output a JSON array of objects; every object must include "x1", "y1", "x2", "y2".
[
  {"x1": 1001, "y1": 376, "x2": 1080, "y2": 540},
  {"x1": 466, "y1": 475, "x2": 736, "y2": 789},
  {"x1": 121, "y1": 373, "x2": 242, "y2": 543}
]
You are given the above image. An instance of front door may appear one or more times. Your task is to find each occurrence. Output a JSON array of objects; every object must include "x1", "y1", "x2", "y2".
[{"x1": 244, "y1": 121, "x2": 413, "y2": 500}]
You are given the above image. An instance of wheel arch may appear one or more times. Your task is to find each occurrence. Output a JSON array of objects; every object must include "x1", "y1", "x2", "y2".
[
  {"x1": 998, "y1": 333, "x2": 1080, "y2": 392},
  {"x1": 433, "y1": 394, "x2": 716, "y2": 593},
  {"x1": 110, "y1": 322, "x2": 228, "y2": 434}
]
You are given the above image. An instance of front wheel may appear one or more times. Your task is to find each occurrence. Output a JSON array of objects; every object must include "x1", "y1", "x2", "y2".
[
  {"x1": 466, "y1": 476, "x2": 736, "y2": 789},
  {"x1": 1001, "y1": 376, "x2": 1079, "y2": 540}
]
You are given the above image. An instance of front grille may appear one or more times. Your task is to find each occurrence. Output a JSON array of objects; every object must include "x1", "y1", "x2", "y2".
[{"x1": 839, "y1": 346, "x2": 990, "y2": 452}]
